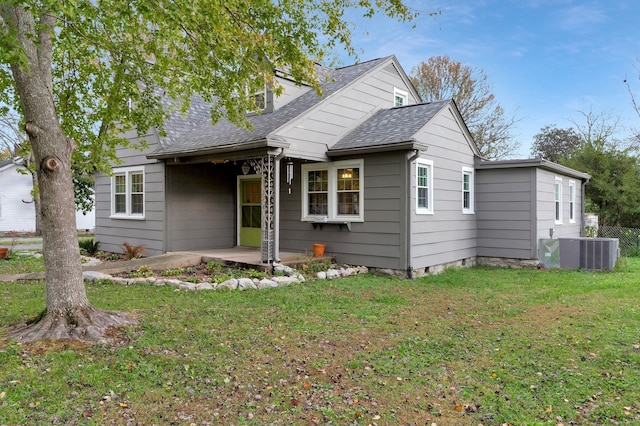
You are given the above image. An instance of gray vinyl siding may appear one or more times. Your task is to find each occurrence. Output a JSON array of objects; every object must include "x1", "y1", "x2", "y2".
[
  {"x1": 277, "y1": 61, "x2": 419, "y2": 161},
  {"x1": 279, "y1": 152, "x2": 406, "y2": 269},
  {"x1": 114, "y1": 129, "x2": 163, "y2": 167},
  {"x1": 476, "y1": 167, "x2": 585, "y2": 260},
  {"x1": 475, "y1": 168, "x2": 536, "y2": 259},
  {"x1": 165, "y1": 163, "x2": 236, "y2": 251},
  {"x1": 95, "y1": 128, "x2": 167, "y2": 256},
  {"x1": 95, "y1": 161, "x2": 166, "y2": 256},
  {"x1": 535, "y1": 169, "x2": 583, "y2": 242},
  {"x1": 273, "y1": 78, "x2": 312, "y2": 110},
  {"x1": 409, "y1": 107, "x2": 477, "y2": 270}
]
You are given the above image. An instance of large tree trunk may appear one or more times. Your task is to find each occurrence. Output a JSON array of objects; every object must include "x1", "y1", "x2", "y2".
[
  {"x1": 4, "y1": 4, "x2": 135, "y2": 343},
  {"x1": 29, "y1": 166, "x2": 42, "y2": 236}
]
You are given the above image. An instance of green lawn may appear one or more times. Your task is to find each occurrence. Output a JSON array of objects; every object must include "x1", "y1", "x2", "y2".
[{"x1": 1, "y1": 259, "x2": 640, "y2": 425}]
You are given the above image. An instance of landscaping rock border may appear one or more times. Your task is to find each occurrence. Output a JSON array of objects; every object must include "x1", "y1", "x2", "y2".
[{"x1": 82, "y1": 263, "x2": 369, "y2": 291}]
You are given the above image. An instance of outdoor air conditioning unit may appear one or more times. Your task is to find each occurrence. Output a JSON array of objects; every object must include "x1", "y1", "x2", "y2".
[
  {"x1": 557, "y1": 237, "x2": 619, "y2": 271},
  {"x1": 580, "y1": 238, "x2": 618, "y2": 271},
  {"x1": 559, "y1": 238, "x2": 581, "y2": 269},
  {"x1": 539, "y1": 239, "x2": 560, "y2": 268}
]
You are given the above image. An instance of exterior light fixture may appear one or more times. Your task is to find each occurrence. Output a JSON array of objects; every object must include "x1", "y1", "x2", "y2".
[
  {"x1": 286, "y1": 161, "x2": 294, "y2": 185},
  {"x1": 341, "y1": 169, "x2": 353, "y2": 179},
  {"x1": 241, "y1": 162, "x2": 250, "y2": 175}
]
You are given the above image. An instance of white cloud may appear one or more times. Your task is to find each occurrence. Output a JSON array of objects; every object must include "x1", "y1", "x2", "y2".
[{"x1": 557, "y1": 4, "x2": 608, "y2": 32}]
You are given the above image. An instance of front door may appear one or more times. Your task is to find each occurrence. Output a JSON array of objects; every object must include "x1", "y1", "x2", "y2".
[{"x1": 239, "y1": 178, "x2": 261, "y2": 247}]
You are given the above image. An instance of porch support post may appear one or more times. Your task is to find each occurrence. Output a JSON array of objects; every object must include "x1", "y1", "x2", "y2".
[
  {"x1": 274, "y1": 157, "x2": 281, "y2": 262},
  {"x1": 259, "y1": 155, "x2": 275, "y2": 263}
]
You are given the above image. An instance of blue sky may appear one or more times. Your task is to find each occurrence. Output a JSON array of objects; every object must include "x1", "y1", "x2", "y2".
[{"x1": 340, "y1": 0, "x2": 640, "y2": 158}]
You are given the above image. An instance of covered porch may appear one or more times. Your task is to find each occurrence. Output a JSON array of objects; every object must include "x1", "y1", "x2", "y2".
[{"x1": 158, "y1": 145, "x2": 294, "y2": 264}]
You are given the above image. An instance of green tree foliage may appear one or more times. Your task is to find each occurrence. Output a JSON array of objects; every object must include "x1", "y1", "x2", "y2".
[
  {"x1": 3, "y1": 0, "x2": 419, "y2": 177},
  {"x1": 530, "y1": 125, "x2": 582, "y2": 163},
  {"x1": 0, "y1": 0, "x2": 419, "y2": 342},
  {"x1": 410, "y1": 55, "x2": 520, "y2": 159}
]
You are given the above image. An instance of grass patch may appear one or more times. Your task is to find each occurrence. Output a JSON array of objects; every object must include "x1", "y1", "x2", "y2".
[
  {"x1": 0, "y1": 238, "x2": 42, "y2": 246},
  {"x1": 1, "y1": 260, "x2": 640, "y2": 424},
  {"x1": 0, "y1": 254, "x2": 45, "y2": 274}
]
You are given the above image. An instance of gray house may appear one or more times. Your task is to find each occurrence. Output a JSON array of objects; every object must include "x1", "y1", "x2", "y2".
[{"x1": 95, "y1": 55, "x2": 590, "y2": 277}]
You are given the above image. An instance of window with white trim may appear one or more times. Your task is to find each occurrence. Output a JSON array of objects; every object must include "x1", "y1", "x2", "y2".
[
  {"x1": 569, "y1": 180, "x2": 576, "y2": 223},
  {"x1": 252, "y1": 85, "x2": 267, "y2": 110},
  {"x1": 554, "y1": 177, "x2": 563, "y2": 224},
  {"x1": 394, "y1": 88, "x2": 408, "y2": 107},
  {"x1": 111, "y1": 166, "x2": 145, "y2": 219},
  {"x1": 301, "y1": 159, "x2": 364, "y2": 221},
  {"x1": 416, "y1": 159, "x2": 433, "y2": 214},
  {"x1": 462, "y1": 167, "x2": 474, "y2": 214},
  {"x1": 243, "y1": 84, "x2": 269, "y2": 113}
]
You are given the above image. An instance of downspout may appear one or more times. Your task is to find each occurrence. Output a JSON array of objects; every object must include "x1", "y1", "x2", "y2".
[
  {"x1": 274, "y1": 148, "x2": 286, "y2": 262},
  {"x1": 405, "y1": 149, "x2": 421, "y2": 278},
  {"x1": 581, "y1": 176, "x2": 590, "y2": 237}
]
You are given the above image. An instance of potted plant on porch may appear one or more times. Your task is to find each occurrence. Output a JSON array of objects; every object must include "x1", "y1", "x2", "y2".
[{"x1": 312, "y1": 243, "x2": 326, "y2": 257}]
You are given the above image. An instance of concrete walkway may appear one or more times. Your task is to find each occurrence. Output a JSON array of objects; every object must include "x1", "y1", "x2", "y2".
[{"x1": 0, "y1": 247, "x2": 326, "y2": 282}]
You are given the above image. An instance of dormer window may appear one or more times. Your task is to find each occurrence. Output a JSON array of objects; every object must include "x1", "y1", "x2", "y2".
[
  {"x1": 394, "y1": 88, "x2": 408, "y2": 107},
  {"x1": 246, "y1": 84, "x2": 273, "y2": 113},
  {"x1": 253, "y1": 86, "x2": 267, "y2": 110}
]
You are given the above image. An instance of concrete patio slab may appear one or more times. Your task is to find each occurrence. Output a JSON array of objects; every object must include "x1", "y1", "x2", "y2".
[{"x1": 0, "y1": 247, "x2": 330, "y2": 282}]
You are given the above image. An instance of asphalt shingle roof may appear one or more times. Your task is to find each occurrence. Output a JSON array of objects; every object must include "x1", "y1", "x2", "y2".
[
  {"x1": 329, "y1": 100, "x2": 452, "y2": 152},
  {"x1": 153, "y1": 57, "x2": 390, "y2": 157}
]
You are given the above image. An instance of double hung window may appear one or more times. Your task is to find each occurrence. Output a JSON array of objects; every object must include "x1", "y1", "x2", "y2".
[
  {"x1": 302, "y1": 159, "x2": 364, "y2": 221},
  {"x1": 111, "y1": 166, "x2": 145, "y2": 219},
  {"x1": 462, "y1": 167, "x2": 474, "y2": 214},
  {"x1": 569, "y1": 181, "x2": 576, "y2": 223},
  {"x1": 416, "y1": 159, "x2": 433, "y2": 214},
  {"x1": 554, "y1": 177, "x2": 563, "y2": 224}
]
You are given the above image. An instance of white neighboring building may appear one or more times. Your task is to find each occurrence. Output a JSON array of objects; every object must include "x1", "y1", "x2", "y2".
[{"x1": 0, "y1": 158, "x2": 95, "y2": 233}]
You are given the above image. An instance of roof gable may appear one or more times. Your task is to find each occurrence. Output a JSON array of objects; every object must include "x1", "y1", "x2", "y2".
[
  {"x1": 329, "y1": 100, "x2": 451, "y2": 153},
  {"x1": 150, "y1": 57, "x2": 391, "y2": 158},
  {"x1": 328, "y1": 99, "x2": 482, "y2": 157}
]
